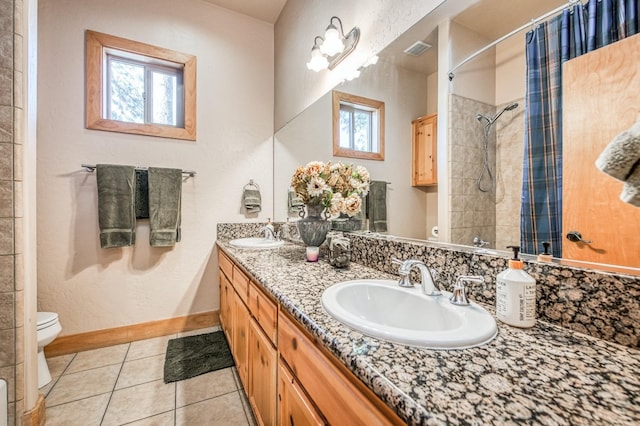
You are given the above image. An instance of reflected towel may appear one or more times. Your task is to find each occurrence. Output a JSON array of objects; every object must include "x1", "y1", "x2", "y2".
[
  {"x1": 596, "y1": 118, "x2": 640, "y2": 181},
  {"x1": 288, "y1": 189, "x2": 304, "y2": 216},
  {"x1": 243, "y1": 189, "x2": 262, "y2": 214},
  {"x1": 621, "y1": 165, "x2": 640, "y2": 207},
  {"x1": 96, "y1": 164, "x2": 136, "y2": 248},
  {"x1": 148, "y1": 167, "x2": 182, "y2": 247},
  {"x1": 367, "y1": 181, "x2": 387, "y2": 233}
]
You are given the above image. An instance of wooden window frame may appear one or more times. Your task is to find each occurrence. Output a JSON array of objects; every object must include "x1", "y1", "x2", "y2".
[
  {"x1": 332, "y1": 90, "x2": 385, "y2": 161},
  {"x1": 85, "y1": 30, "x2": 197, "y2": 141}
]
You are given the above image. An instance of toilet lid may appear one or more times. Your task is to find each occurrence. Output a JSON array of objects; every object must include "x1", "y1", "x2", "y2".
[{"x1": 37, "y1": 312, "x2": 59, "y2": 330}]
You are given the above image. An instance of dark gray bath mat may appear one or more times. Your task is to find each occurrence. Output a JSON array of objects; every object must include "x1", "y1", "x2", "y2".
[{"x1": 163, "y1": 331, "x2": 234, "y2": 383}]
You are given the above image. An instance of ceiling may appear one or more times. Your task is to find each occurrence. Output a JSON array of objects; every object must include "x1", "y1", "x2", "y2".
[
  {"x1": 201, "y1": 0, "x2": 287, "y2": 23},
  {"x1": 379, "y1": 0, "x2": 567, "y2": 75}
]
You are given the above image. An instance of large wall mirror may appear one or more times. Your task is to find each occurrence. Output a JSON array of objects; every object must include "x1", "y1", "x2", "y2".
[{"x1": 273, "y1": 0, "x2": 640, "y2": 275}]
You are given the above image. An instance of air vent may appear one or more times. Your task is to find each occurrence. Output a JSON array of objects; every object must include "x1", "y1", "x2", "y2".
[{"x1": 403, "y1": 40, "x2": 432, "y2": 56}]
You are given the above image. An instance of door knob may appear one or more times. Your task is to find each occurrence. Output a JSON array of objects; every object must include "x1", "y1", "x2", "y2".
[{"x1": 566, "y1": 231, "x2": 592, "y2": 244}]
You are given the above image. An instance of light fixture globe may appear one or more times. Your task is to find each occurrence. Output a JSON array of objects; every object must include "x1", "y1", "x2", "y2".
[
  {"x1": 320, "y1": 24, "x2": 344, "y2": 56},
  {"x1": 306, "y1": 46, "x2": 328, "y2": 71}
]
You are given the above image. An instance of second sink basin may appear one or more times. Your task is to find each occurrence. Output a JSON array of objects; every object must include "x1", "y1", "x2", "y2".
[
  {"x1": 229, "y1": 238, "x2": 284, "y2": 249},
  {"x1": 321, "y1": 279, "x2": 497, "y2": 349}
]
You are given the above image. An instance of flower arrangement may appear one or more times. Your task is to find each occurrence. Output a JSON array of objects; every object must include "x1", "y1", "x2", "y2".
[{"x1": 291, "y1": 161, "x2": 370, "y2": 217}]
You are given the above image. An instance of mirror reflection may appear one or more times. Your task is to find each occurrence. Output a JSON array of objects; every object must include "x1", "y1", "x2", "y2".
[{"x1": 273, "y1": 0, "x2": 640, "y2": 274}]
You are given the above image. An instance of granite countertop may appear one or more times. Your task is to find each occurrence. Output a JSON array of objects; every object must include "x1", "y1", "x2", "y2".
[{"x1": 217, "y1": 241, "x2": 640, "y2": 425}]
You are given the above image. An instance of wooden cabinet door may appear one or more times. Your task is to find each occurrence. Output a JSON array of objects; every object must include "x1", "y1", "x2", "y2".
[
  {"x1": 563, "y1": 33, "x2": 640, "y2": 268},
  {"x1": 278, "y1": 360, "x2": 325, "y2": 426},
  {"x1": 412, "y1": 114, "x2": 437, "y2": 186},
  {"x1": 219, "y1": 272, "x2": 233, "y2": 344},
  {"x1": 249, "y1": 319, "x2": 277, "y2": 426},
  {"x1": 233, "y1": 291, "x2": 250, "y2": 388}
]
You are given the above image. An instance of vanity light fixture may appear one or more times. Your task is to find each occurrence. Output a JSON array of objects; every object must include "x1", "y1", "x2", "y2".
[{"x1": 306, "y1": 16, "x2": 360, "y2": 72}]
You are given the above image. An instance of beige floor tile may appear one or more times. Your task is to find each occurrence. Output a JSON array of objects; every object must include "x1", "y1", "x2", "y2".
[
  {"x1": 46, "y1": 364, "x2": 120, "y2": 407},
  {"x1": 44, "y1": 393, "x2": 110, "y2": 426},
  {"x1": 65, "y1": 344, "x2": 128, "y2": 374},
  {"x1": 47, "y1": 353, "x2": 75, "y2": 378},
  {"x1": 38, "y1": 375, "x2": 58, "y2": 397},
  {"x1": 125, "y1": 410, "x2": 175, "y2": 426},
  {"x1": 115, "y1": 354, "x2": 165, "y2": 390},
  {"x1": 126, "y1": 335, "x2": 175, "y2": 361},
  {"x1": 231, "y1": 366, "x2": 244, "y2": 390},
  {"x1": 176, "y1": 392, "x2": 249, "y2": 426},
  {"x1": 239, "y1": 389, "x2": 258, "y2": 426},
  {"x1": 102, "y1": 379, "x2": 176, "y2": 426},
  {"x1": 177, "y1": 326, "x2": 220, "y2": 338},
  {"x1": 176, "y1": 368, "x2": 237, "y2": 407}
]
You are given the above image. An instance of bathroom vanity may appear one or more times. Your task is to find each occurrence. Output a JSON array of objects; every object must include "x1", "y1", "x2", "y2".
[{"x1": 216, "y1": 233, "x2": 640, "y2": 425}]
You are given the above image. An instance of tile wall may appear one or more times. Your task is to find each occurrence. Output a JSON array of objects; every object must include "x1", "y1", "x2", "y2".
[
  {"x1": 448, "y1": 94, "x2": 497, "y2": 248},
  {"x1": 0, "y1": 0, "x2": 24, "y2": 424}
]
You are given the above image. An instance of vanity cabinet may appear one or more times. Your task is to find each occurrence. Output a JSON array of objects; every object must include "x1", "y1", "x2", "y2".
[
  {"x1": 249, "y1": 318, "x2": 277, "y2": 425},
  {"x1": 278, "y1": 360, "x2": 325, "y2": 426},
  {"x1": 218, "y1": 249, "x2": 403, "y2": 426},
  {"x1": 411, "y1": 113, "x2": 437, "y2": 186},
  {"x1": 219, "y1": 251, "x2": 277, "y2": 425}
]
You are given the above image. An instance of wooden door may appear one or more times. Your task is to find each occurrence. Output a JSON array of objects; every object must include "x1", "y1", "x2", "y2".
[
  {"x1": 233, "y1": 291, "x2": 250, "y2": 387},
  {"x1": 412, "y1": 114, "x2": 438, "y2": 186},
  {"x1": 277, "y1": 360, "x2": 325, "y2": 426},
  {"x1": 562, "y1": 33, "x2": 640, "y2": 268},
  {"x1": 249, "y1": 319, "x2": 277, "y2": 426}
]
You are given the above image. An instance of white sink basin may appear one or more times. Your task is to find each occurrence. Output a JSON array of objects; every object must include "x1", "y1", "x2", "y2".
[
  {"x1": 321, "y1": 279, "x2": 497, "y2": 349},
  {"x1": 229, "y1": 238, "x2": 284, "y2": 249}
]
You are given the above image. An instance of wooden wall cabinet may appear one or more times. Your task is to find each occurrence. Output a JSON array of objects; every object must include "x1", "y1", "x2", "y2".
[{"x1": 412, "y1": 113, "x2": 437, "y2": 186}]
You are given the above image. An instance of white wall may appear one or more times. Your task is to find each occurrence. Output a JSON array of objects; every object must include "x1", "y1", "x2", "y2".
[
  {"x1": 274, "y1": 0, "x2": 447, "y2": 130},
  {"x1": 37, "y1": 0, "x2": 274, "y2": 335}
]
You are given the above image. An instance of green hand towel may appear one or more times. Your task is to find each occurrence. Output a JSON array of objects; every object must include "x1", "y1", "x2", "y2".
[
  {"x1": 148, "y1": 167, "x2": 182, "y2": 247},
  {"x1": 242, "y1": 188, "x2": 262, "y2": 213},
  {"x1": 96, "y1": 164, "x2": 136, "y2": 248},
  {"x1": 367, "y1": 181, "x2": 388, "y2": 233}
]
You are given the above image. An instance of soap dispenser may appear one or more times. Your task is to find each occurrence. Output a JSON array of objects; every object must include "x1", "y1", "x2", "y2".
[
  {"x1": 537, "y1": 241, "x2": 552, "y2": 262},
  {"x1": 496, "y1": 246, "x2": 536, "y2": 328}
]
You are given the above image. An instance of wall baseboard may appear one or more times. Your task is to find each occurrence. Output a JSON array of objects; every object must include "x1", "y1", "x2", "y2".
[
  {"x1": 45, "y1": 311, "x2": 219, "y2": 357},
  {"x1": 22, "y1": 394, "x2": 45, "y2": 426}
]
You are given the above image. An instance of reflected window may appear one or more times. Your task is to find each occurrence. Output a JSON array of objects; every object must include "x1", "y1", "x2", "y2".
[
  {"x1": 333, "y1": 91, "x2": 384, "y2": 161},
  {"x1": 86, "y1": 30, "x2": 196, "y2": 141}
]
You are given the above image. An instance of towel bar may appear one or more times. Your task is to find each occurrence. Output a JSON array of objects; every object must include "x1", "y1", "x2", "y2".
[{"x1": 81, "y1": 164, "x2": 196, "y2": 177}]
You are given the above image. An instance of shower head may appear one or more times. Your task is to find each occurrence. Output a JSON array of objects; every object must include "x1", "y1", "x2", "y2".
[
  {"x1": 476, "y1": 113, "x2": 491, "y2": 123},
  {"x1": 491, "y1": 102, "x2": 519, "y2": 123}
]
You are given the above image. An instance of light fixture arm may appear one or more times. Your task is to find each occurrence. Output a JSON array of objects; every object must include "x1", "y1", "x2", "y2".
[{"x1": 329, "y1": 16, "x2": 345, "y2": 37}]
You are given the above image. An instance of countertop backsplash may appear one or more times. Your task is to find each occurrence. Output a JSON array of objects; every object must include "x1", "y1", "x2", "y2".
[{"x1": 217, "y1": 222, "x2": 640, "y2": 349}]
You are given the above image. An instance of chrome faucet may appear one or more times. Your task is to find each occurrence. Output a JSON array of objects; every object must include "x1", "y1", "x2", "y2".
[
  {"x1": 392, "y1": 258, "x2": 441, "y2": 296},
  {"x1": 450, "y1": 275, "x2": 484, "y2": 306},
  {"x1": 260, "y1": 224, "x2": 278, "y2": 241},
  {"x1": 473, "y1": 236, "x2": 489, "y2": 248}
]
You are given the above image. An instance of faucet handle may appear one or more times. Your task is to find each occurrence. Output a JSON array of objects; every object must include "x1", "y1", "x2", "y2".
[{"x1": 450, "y1": 275, "x2": 484, "y2": 306}]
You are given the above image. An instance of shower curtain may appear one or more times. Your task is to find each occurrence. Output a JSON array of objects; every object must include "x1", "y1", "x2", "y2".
[{"x1": 521, "y1": 0, "x2": 639, "y2": 258}]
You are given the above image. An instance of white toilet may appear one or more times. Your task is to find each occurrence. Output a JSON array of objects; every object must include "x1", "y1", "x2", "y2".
[{"x1": 37, "y1": 312, "x2": 62, "y2": 388}]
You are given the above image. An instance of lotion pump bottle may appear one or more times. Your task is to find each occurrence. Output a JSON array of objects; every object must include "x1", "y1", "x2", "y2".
[{"x1": 496, "y1": 246, "x2": 536, "y2": 328}]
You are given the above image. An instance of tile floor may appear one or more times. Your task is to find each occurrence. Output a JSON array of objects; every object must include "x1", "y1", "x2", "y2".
[{"x1": 40, "y1": 327, "x2": 257, "y2": 425}]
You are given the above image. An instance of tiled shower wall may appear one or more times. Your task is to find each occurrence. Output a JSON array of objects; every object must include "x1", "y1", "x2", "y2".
[
  {"x1": 494, "y1": 98, "x2": 525, "y2": 250},
  {"x1": 448, "y1": 94, "x2": 496, "y2": 247},
  {"x1": 0, "y1": 0, "x2": 25, "y2": 424},
  {"x1": 449, "y1": 94, "x2": 524, "y2": 250}
]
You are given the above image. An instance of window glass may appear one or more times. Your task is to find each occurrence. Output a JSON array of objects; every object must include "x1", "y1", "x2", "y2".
[{"x1": 108, "y1": 57, "x2": 145, "y2": 123}]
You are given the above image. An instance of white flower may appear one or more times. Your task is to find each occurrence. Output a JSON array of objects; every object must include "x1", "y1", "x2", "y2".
[
  {"x1": 329, "y1": 193, "x2": 345, "y2": 216},
  {"x1": 344, "y1": 194, "x2": 362, "y2": 217},
  {"x1": 307, "y1": 176, "x2": 327, "y2": 198}
]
